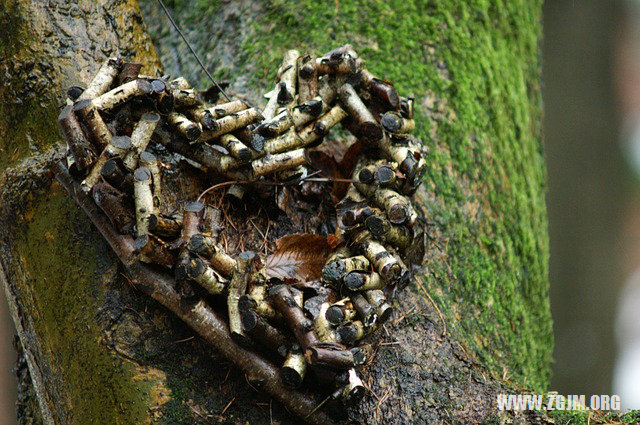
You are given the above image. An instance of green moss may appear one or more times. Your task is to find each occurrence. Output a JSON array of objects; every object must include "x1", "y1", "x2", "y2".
[
  {"x1": 0, "y1": 1, "x2": 60, "y2": 174},
  {"x1": 15, "y1": 185, "x2": 158, "y2": 424},
  {"x1": 237, "y1": 0, "x2": 550, "y2": 390},
  {"x1": 549, "y1": 409, "x2": 640, "y2": 425}
]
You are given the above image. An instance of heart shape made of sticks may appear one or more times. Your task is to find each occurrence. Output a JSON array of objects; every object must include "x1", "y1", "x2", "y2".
[{"x1": 54, "y1": 45, "x2": 427, "y2": 424}]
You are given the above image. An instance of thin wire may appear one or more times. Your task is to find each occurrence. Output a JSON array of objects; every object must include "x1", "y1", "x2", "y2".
[{"x1": 155, "y1": 0, "x2": 231, "y2": 102}]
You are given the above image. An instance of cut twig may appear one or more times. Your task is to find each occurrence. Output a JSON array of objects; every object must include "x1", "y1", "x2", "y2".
[
  {"x1": 79, "y1": 57, "x2": 121, "y2": 101},
  {"x1": 72, "y1": 99, "x2": 111, "y2": 151},
  {"x1": 188, "y1": 234, "x2": 236, "y2": 277},
  {"x1": 297, "y1": 54, "x2": 318, "y2": 104},
  {"x1": 228, "y1": 251, "x2": 256, "y2": 346},
  {"x1": 133, "y1": 167, "x2": 154, "y2": 236},
  {"x1": 269, "y1": 284, "x2": 318, "y2": 349},
  {"x1": 338, "y1": 83, "x2": 382, "y2": 142},
  {"x1": 92, "y1": 79, "x2": 153, "y2": 111},
  {"x1": 123, "y1": 113, "x2": 160, "y2": 170},
  {"x1": 81, "y1": 135, "x2": 131, "y2": 192},
  {"x1": 281, "y1": 349, "x2": 307, "y2": 389},
  {"x1": 58, "y1": 105, "x2": 96, "y2": 171}
]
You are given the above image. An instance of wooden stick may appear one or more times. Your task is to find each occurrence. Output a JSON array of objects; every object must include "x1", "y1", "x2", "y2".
[
  {"x1": 263, "y1": 50, "x2": 300, "y2": 119},
  {"x1": 81, "y1": 136, "x2": 132, "y2": 192},
  {"x1": 208, "y1": 99, "x2": 249, "y2": 119},
  {"x1": 155, "y1": 89, "x2": 175, "y2": 114},
  {"x1": 187, "y1": 234, "x2": 236, "y2": 277},
  {"x1": 269, "y1": 284, "x2": 318, "y2": 349},
  {"x1": 100, "y1": 159, "x2": 133, "y2": 194},
  {"x1": 241, "y1": 309, "x2": 288, "y2": 355},
  {"x1": 336, "y1": 321, "x2": 365, "y2": 346},
  {"x1": 172, "y1": 88, "x2": 201, "y2": 108},
  {"x1": 58, "y1": 105, "x2": 96, "y2": 171},
  {"x1": 168, "y1": 77, "x2": 191, "y2": 90},
  {"x1": 123, "y1": 113, "x2": 160, "y2": 170},
  {"x1": 264, "y1": 105, "x2": 347, "y2": 154},
  {"x1": 91, "y1": 181, "x2": 134, "y2": 234},
  {"x1": 354, "y1": 173, "x2": 416, "y2": 225},
  {"x1": 233, "y1": 126, "x2": 266, "y2": 153},
  {"x1": 79, "y1": 57, "x2": 121, "y2": 100},
  {"x1": 219, "y1": 134, "x2": 253, "y2": 162},
  {"x1": 372, "y1": 134, "x2": 426, "y2": 194},
  {"x1": 133, "y1": 167, "x2": 154, "y2": 236},
  {"x1": 380, "y1": 111, "x2": 415, "y2": 134},
  {"x1": 134, "y1": 234, "x2": 175, "y2": 267},
  {"x1": 305, "y1": 346, "x2": 363, "y2": 369},
  {"x1": 228, "y1": 251, "x2": 256, "y2": 346},
  {"x1": 359, "y1": 238, "x2": 405, "y2": 285},
  {"x1": 322, "y1": 255, "x2": 370, "y2": 284},
  {"x1": 246, "y1": 283, "x2": 278, "y2": 319},
  {"x1": 72, "y1": 99, "x2": 111, "y2": 151},
  {"x1": 154, "y1": 127, "x2": 245, "y2": 178},
  {"x1": 201, "y1": 108, "x2": 264, "y2": 141},
  {"x1": 314, "y1": 303, "x2": 339, "y2": 343},
  {"x1": 360, "y1": 69, "x2": 400, "y2": 110},
  {"x1": 167, "y1": 112, "x2": 202, "y2": 141},
  {"x1": 188, "y1": 106, "x2": 216, "y2": 131},
  {"x1": 257, "y1": 97, "x2": 329, "y2": 137},
  {"x1": 340, "y1": 369, "x2": 365, "y2": 405},
  {"x1": 315, "y1": 54, "x2": 358, "y2": 75},
  {"x1": 349, "y1": 293, "x2": 378, "y2": 328},
  {"x1": 365, "y1": 289, "x2": 393, "y2": 324},
  {"x1": 148, "y1": 214, "x2": 182, "y2": 239},
  {"x1": 92, "y1": 79, "x2": 153, "y2": 111},
  {"x1": 344, "y1": 271, "x2": 385, "y2": 291},
  {"x1": 175, "y1": 201, "x2": 204, "y2": 285},
  {"x1": 338, "y1": 83, "x2": 382, "y2": 142},
  {"x1": 187, "y1": 257, "x2": 227, "y2": 295},
  {"x1": 399, "y1": 96, "x2": 414, "y2": 119},
  {"x1": 138, "y1": 152, "x2": 163, "y2": 205},
  {"x1": 341, "y1": 205, "x2": 379, "y2": 227},
  {"x1": 297, "y1": 54, "x2": 318, "y2": 103},
  {"x1": 365, "y1": 214, "x2": 413, "y2": 249},
  {"x1": 281, "y1": 350, "x2": 307, "y2": 389},
  {"x1": 325, "y1": 300, "x2": 356, "y2": 325},
  {"x1": 250, "y1": 148, "x2": 306, "y2": 178}
]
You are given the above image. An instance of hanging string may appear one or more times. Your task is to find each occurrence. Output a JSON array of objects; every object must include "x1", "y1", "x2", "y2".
[{"x1": 155, "y1": 0, "x2": 232, "y2": 102}]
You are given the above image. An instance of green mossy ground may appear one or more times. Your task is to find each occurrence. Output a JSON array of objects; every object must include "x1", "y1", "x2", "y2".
[{"x1": 154, "y1": 0, "x2": 550, "y2": 391}]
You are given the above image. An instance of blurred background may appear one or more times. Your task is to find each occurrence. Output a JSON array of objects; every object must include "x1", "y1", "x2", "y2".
[{"x1": 1, "y1": 0, "x2": 639, "y2": 422}]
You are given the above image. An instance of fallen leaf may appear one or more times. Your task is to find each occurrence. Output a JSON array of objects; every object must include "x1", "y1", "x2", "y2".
[
  {"x1": 327, "y1": 233, "x2": 343, "y2": 249},
  {"x1": 266, "y1": 234, "x2": 334, "y2": 282}
]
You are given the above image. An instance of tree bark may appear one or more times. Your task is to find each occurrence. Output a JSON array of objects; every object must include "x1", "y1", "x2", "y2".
[{"x1": 0, "y1": 0, "x2": 555, "y2": 423}]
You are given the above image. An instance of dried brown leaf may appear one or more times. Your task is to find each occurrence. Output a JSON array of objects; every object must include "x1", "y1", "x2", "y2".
[{"x1": 266, "y1": 233, "x2": 334, "y2": 282}]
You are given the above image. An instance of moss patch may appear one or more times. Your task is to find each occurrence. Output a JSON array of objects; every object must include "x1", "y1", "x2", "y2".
[{"x1": 14, "y1": 183, "x2": 161, "y2": 424}]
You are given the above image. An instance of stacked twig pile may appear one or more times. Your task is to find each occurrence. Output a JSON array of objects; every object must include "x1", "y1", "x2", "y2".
[{"x1": 55, "y1": 45, "x2": 426, "y2": 422}]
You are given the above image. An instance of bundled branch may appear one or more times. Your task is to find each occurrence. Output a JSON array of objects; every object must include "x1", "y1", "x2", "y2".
[{"x1": 55, "y1": 45, "x2": 427, "y2": 423}]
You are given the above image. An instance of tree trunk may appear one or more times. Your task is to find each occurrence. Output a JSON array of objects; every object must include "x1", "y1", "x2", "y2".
[{"x1": 0, "y1": 0, "x2": 553, "y2": 423}]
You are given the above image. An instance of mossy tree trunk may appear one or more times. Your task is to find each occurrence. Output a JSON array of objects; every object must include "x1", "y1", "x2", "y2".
[{"x1": 0, "y1": 0, "x2": 552, "y2": 423}]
